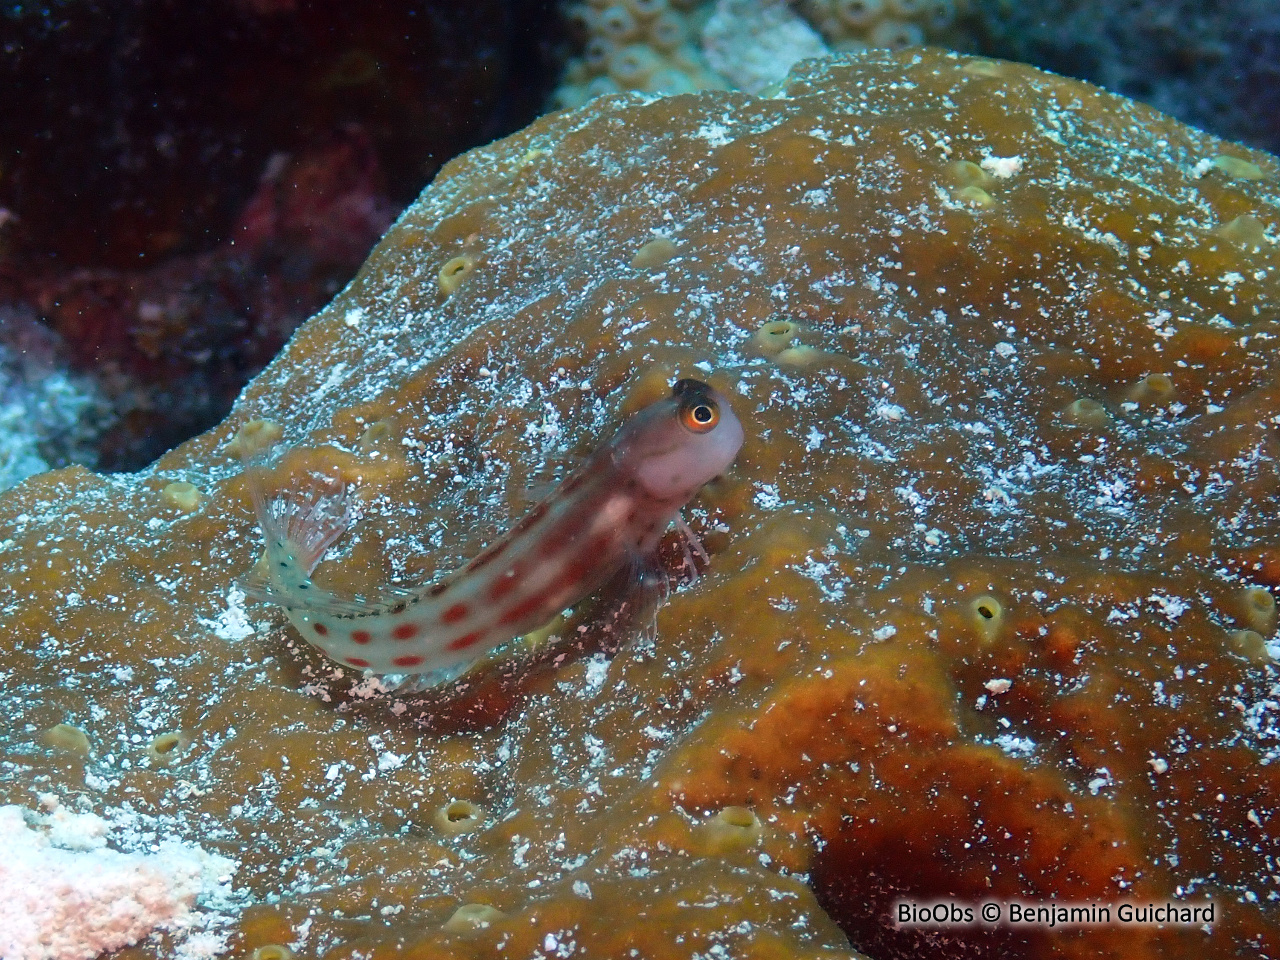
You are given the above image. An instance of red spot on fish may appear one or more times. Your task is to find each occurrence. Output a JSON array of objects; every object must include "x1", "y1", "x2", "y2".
[
  {"x1": 392, "y1": 622, "x2": 420, "y2": 641},
  {"x1": 447, "y1": 630, "x2": 484, "y2": 651},
  {"x1": 313, "y1": 622, "x2": 329, "y2": 636},
  {"x1": 346, "y1": 657, "x2": 370, "y2": 668},
  {"x1": 556, "y1": 532, "x2": 614, "y2": 591},
  {"x1": 351, "y1": 630, "x2": 372, "y2": 645},
  {"x1": 392, "y1": 655, "x2": 424, "y2": 668},
  {"x1": 498, "y1": 592, "x2": 549, "y2": 627},
  {"x1": 441, "y1": 602, "x2": 469, "y2": 624}
]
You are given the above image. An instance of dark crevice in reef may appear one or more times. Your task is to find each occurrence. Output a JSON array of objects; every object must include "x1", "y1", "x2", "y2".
[
  {"x1": 810, "y1": 824, "x2": 1043, "y2": 960},
  {"x1": 0, "y1": 0, "x2": 565, "y2": 471}
]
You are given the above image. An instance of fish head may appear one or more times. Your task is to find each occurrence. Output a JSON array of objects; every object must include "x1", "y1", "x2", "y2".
[{"x1": 620, "y1": 378, "x2": 744, "y2": 502}]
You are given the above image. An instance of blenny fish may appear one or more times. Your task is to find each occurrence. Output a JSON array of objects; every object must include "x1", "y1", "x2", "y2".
[{"x1": 239, "y1": 378, "x2": 744, "y2": 682}]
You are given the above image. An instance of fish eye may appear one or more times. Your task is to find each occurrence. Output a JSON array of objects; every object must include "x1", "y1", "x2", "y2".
[{"x1": 680, "y1": 400, "x2": 720, "y2": 433}]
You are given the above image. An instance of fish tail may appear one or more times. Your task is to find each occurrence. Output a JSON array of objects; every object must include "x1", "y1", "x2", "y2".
[
  {"x1": 258, "y1": 472, "x2": 355, "y2": 574},
  {"x1": 236, "y1": 436, "x2": 356, "y2": 609}
]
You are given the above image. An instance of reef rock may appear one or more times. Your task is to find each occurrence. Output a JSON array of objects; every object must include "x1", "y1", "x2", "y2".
[{"x1": 2, "y1": 49, "x2": 1279, "y2": 959}]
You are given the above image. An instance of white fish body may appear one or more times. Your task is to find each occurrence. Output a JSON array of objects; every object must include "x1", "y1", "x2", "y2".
[{"x1": 239, "y1": 379, "x2": 744, "y2": 680}]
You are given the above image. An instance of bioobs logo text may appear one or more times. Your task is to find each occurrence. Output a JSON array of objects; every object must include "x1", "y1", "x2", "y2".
[
  {"x1": 897, "y1": 902, "x2": 978, "y2": 926},
  {"x1": 896, "y1": 899, "x2": 1217, "y2": 928}
]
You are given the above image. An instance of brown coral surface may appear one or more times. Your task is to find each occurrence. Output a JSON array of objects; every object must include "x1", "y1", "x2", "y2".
[{"x1": 2, "y1": 49, "x2": 1279, "y2": 959}]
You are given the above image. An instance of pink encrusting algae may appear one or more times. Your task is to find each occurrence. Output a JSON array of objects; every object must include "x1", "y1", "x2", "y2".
[{"x1": 239, "y1": 378, "x2": 743, "y2": 679}]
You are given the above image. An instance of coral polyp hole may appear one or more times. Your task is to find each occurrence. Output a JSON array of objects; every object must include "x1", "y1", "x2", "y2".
[
  {"x1": 1210, "y1": 155, "x2": 1264, "y2": 180},
  {"x1": 717, "y1": 805, "x2": 760, "y2": 830},
  {"x1": 598, "y1": 4, "x2": 639, "y2": 41},
  {"x1": 438, "y1": 253, "x2": 479, "y2": 296},
  {"x1": 967, "y1": 595, "x2": 1004, "y2": 643},
  {"x1": 630, "y1": 236, "x2": 678, "y2": 269},
  {"x1": 700, "y1": 805, "x2": 764, "y2": 854},
  {"x1": 252, "y1": 946, "x2": 295, "y2": 960},
  {"x1": 227, "y1": 418, "x2": 284, "y2": 460},
  {"x1": 147, "y1": 730, "x2": 192, "y2": 765},
  {"x1": 963, "y1": 59, "x2": 1007, "y2": 78},
  {"x1": 583, "y1": 35, "x2": 615, "y2": 70},
  {"x1": 1126, "y1": 372, "x2": 1176, "y2": 405},
  {"x1": 160, "y1": 481, "x2": 203, "y2": 512},
  {"x1": 956, "y1": 184, "x2": 997, "y2": 209},
  {"x1": 752, "y1": 319, "x2": 799, "y2": 356},
  {"x1": 1239, "y1": 586, "x2": 1277, "y2": 635},
  {"x1": 869, "y1": 18, "x2": 925, "y2": 49},
  {"x1": 1228, "y1": 629, "x2": 1271, "y2": 663},
  {"x1": 443, "y1": 903, "x2": 506, "y2": 932},
  {"x1": 775, "y1": 345, "x2": 824, "y2": 368},
  {"x1": 41, "y1": 723, "x2": 91, "y2": 756},
  {"x1": 608, "y1": 44, "x2": 662, "y2": 88},
  {"x1": 1214, "y1": 214, "x2": 1269, "y2": 249},
  {"x1": 947, "y1": 160, "x2": 991, "y2": 187},
  {"x1": 836, "y1": 0, "x2": 884, "y2": 28},
  {"x1": 647, "y1": 11, "x2": 685, "y2": 51},
  {"x1": 435, "y1": 799, "x2": 485, "y2": 834},
  {"x1": 1061, "y1": 398, "x2": 1109, "y2": 428}
]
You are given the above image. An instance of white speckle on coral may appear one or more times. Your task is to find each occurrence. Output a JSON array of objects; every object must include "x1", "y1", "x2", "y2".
[
  {"x1": 0, "y1": 801, "x2": 237, "y2": 960},
  {"x1": 1148, "y1": 593, "x2": 1189, "y2": 621},
  {"x1": 753, "y1": 483, "x2": 783, "y2": 510},
  {"x1": 694, "y1": 123, "x2": 733, "y2": 147},
  {"x1": 981, "y1": 155, "x2": 1023, "y2": 178},
  {"x1": 582, "y1": 653, "x2": 609, "y2": 696},
  {"x1": 993, "y1": 734, "x2": 1037, "y2": 757},
  {"x1": 197, "y1": 586, "x2": 254, "y2": 642},
  {"x1": 583, "y1": 733, "x2": 606, "y2": 766},
  {"x1": 1190, "y1": 157, "x2": 1216, "y2": 178},
  {"x1": 874, "y1": 401, "x2": 906, "y2": 422},
  {"x1": 311, "y1": 361, "x2": 349, "y2": 400},
  {"x1": 37, "y1": 800, "x2": 108, "y2": 852}
]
